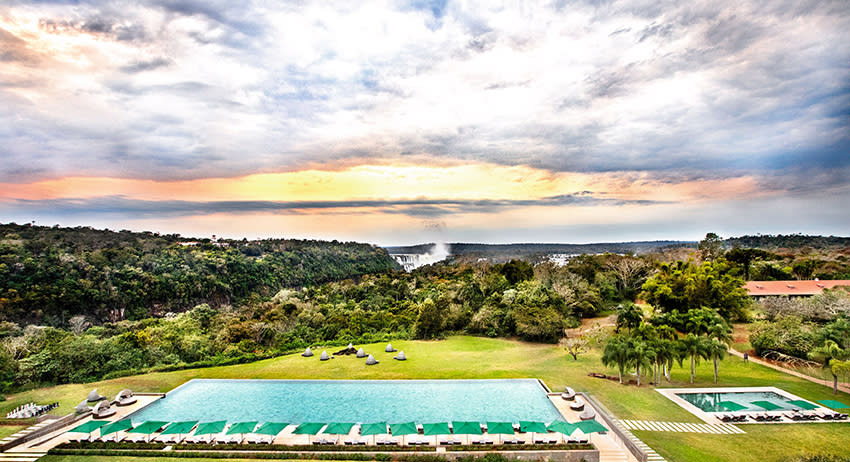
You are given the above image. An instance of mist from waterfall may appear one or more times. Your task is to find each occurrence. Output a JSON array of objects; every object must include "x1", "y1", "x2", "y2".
[{"x1": 391, "y1": 242, "x2": 451, "y2": 271}]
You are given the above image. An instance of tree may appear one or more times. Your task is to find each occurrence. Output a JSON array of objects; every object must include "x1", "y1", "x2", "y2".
[
  {"x1": 706, "y1": 339, "x2": 728, "y2": 384},
  {"x1": 629, "y1": 339, "x2": 655, "y2": 387},
  {"x1": 497, "y1": 260, "x2": 534, "y2": 285},
  {"x1": 698, "y1": 233, "x2": 724, "y2": 261},
  {"x1": 562, "y1": 336, "x2": 589, "y2": 361},
  {"x1": 678, "y1": 334, "x2": 710, "y2": 384},
  {"x1": 414, "y1": 298, "x2": 443, "y2": 339},
  {"x1": 605, "y1": 256, "x2": 650, "y2": 300},
  {"x1": 792, "y1": 260, "x2": 818, "y2": 280},
  {"x1": 809, "y1": 340, "x2": 850, "y2": 395},
  {"x1": 602, "y1": 335, "x2": 631, "y2": 384},
  {"x1": 724, "y1": 247, "x2": 774, "y2": 280},
  {"x1": 683, "y1": 308, "x2": 725, "y2": 336},
  {"x1": 616, "y1": 303, "x2": 643, "y2": 334},
  {"x1": 641, "y1": 260, "x2": 750, "y2": 320},
  {"x1": 707, "y1": 321, "x2": 733, "y2": 384}
]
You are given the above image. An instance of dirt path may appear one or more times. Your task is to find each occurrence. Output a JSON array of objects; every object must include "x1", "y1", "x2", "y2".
[{"x1": 727, "y1": 348, "x2": 850, "y2": 395}]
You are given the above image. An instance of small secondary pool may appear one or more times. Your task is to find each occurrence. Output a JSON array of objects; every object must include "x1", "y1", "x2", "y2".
[
  {"x1": 130, "y1": 379, "x2": 563, "y2": 423},
  {"x1": 677, "y1": 391, "x2": 813, "y2": 412}
]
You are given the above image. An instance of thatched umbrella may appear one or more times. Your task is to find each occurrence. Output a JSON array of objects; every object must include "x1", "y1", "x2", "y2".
[
  {"x1": 394, "y1": 351, "x2": 407, "y2": 361},
  {"x1": 302, "y1": 347, "x2": 314, "y2": 357},
  {"x1": 320, "y1": 351, "x2": 330, "y2": 361},
  {"x1": 366, "y1": 354, "x2": 379, "y2": 365},
  {"x1": 356, "y1": 348, "x2": 366, "y2": 358},
  {"x1": 75, "y1": 400, "x2": 91, "y2": 414}
]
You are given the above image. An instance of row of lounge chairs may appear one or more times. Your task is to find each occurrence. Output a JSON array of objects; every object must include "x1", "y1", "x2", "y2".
[
  {"x1": 718, "y1": 410, "x2": 849, "y2": 423},
  {"x1": 784, "y1": 411, "x2": 848, "y2": 421},
  {"x1": 312, "y1": 438, "x2": 339, "y2": 445},
  {"x1": 69, "y1": 431, "x2": 276, "y2": 445}
]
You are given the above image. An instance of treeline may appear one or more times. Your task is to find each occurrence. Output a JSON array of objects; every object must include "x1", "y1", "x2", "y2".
[
  {"x1": 726, "y1": 234, "x2": 850, "y2": 250},
  {"x1": 0, "y1": 223, "x2": 399, "y2": 326}
]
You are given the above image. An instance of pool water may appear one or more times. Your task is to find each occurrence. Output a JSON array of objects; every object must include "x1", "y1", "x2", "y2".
[
  {"x1": 129, "y1": 379, "x2": 563, "y2": 423},
  {"x1": 677, "y1": 391, "x2": 809, "y2": 412}
]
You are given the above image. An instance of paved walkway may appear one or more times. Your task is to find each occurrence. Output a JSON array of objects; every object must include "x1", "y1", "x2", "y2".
[
  {"x1": 728, "y1": 349, "x2": 850, "y2": 394},
  {"x1": 0, "y1": 421, "x2": 51, "y2": 461},
  {"x1": 606, "y1": 419, "x2": 667, "y2": 462},
  {"x1": 617, "y1": 419, "x2": 745, "y2": 434}
]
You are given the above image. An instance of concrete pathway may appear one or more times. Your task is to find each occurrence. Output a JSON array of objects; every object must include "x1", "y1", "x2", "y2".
[
  {"x1": 606, "y1": 419, "x2": 667, "y2": 462},
  {"x1": 618, "y1": 419, "x2": 745, "y2": 434},
  {"x1": 728, "y1": 349, "x2": 850, "y2": 395},
  {"x1": 0, "y1": 421, "x2": 51, "y2": 461}
]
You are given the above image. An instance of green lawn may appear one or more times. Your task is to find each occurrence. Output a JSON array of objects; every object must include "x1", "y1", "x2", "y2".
[
  {"x1": 6, "y1": 335, "x2": 849, "y2": 462},
  {"x1": 0, "y1": 424, "x2": 28, "y2": 439}
]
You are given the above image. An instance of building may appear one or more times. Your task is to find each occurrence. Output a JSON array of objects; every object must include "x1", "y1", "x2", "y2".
[{"x1": 744, "y1": 280, "x2": 850, "y2": 299}]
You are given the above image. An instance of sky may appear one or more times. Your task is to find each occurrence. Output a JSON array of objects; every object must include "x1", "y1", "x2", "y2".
[{"x1": 0, "y1": 0, "x2": 848, "y2": 246}]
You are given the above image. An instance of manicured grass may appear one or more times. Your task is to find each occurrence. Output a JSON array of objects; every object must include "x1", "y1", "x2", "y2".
[
  {"x1": 6, "y1": 335, "x2": 850, "y2": 462},
  {"x1": 0, "y1": 424, "x2": 28, "y2": 439},
  {"x1": 635, "y1": 423, "x2": 850, "y2": 462}
]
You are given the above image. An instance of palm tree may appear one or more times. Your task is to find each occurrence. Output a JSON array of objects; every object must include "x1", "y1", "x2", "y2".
[
  {"x1": 809, "y1": 340, "x2": 850, "y2": 395},
  {"x1": 707, "y1": 322, "x2": 733, "y2": 384},
  {"x1": 602, "y1": 335, "x2": 631, "y2": 384},
  {"x1": 629, "y1": 339, "x2": 655, "y2": 387},
  {"x1": 706, "y1": 339, "x2": 728, "y2": 384},
  {"x1": 615, "y1": 303, "x2": 643, "y2": 334},
  {"x1": 652, "y1": 338, "x2": 676, "y2": 384},
  {"x1": 654, "y1": 324, "x2": 678, "y2": 381},
  {"x1": 678, "y1": 334, "x2": 709, "y2": 384}
]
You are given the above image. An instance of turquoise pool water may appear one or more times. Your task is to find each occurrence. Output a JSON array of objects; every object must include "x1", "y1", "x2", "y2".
[
  {"x1": 129, "y1": 379, "x2": 563, "y2": 423},
  {"x1": 677, "y1": 391, "x2": 811, "y2": 412}
]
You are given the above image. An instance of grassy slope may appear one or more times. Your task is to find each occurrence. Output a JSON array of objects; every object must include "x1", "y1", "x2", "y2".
[{"x1": 6, "y1": 336, "x2": 850, "y2": 462}]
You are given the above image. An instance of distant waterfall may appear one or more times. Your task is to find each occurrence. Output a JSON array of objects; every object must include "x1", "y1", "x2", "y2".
[{"x1": 390, "y1": 243, "x2": 450, "y2": 271}]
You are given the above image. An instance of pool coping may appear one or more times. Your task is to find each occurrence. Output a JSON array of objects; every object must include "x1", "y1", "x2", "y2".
[{"x1": 656, "y1": 386, "x2": 825, "y2": 424}]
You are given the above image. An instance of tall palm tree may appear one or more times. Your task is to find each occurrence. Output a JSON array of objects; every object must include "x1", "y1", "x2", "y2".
[
  {"x1": 707, "y1": 322, "x2": 733, "y2": 384},
  {"x1": 809, "y1": 340, "x2": 850, "y2": 395},
  {"x1": 654, "y1": 324, "x2": 678, "y2": 381},
  {"x1": 629, "y1": 339, "x2": 655, "y2": 387},
  {"x1": 706, "y1": 339, "x2": 728, "y2": 384},
  {"x1": 678, "y1": 334, "x2": 709, "y2": 384},
  {"x1": 602, "y1": 335, "x2": 631, "y2": 384},
  {"x1": 652, "y1": 338, "x2": 676, "y2": 384}
]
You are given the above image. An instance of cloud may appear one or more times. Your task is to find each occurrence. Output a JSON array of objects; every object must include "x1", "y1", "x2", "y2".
[
  {"x1": 119, "y1": 57, "x2": 173, "y2": 73},
  {"x1": 0, "y1": 26, "x2": 40, "y2": 64},
  {"x1": 0, "y1": 0, "x2": 847, "y2": 228},
  {"x1": 0, "y1": 193, "x2": 667, "y2": 219}
]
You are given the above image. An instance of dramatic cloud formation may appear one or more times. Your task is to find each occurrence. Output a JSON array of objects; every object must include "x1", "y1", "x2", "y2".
[{"x1": 0, "y1": 0, "x2": 848, "y2": 243}]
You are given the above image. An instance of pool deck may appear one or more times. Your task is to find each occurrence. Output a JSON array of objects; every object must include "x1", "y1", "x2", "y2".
[
  {"x1": 3, "y1": 383, "x2": 637, "y2": 462},
  {"x1": 656, "y1": 386, "x2": 832, "y2": 424},
  {"x1": 6, "y1": 395, "x2": 161, "y2": 453},
  {"x1": 548, "y1": 394, "x2": 638, "y2": 462}
]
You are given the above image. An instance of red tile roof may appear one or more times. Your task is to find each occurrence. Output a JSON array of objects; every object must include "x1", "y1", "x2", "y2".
[{"x1": 744, "y1": 280, "x2": 850, "y2": 296}]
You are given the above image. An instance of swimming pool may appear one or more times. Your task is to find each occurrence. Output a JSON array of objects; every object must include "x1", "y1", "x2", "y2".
[
  {"x1": 676, "y1": 390, "x2": 814, "y2": 412},
  {"x1": 129, "y1": 379, "x2": 563, "y2": 423}
]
